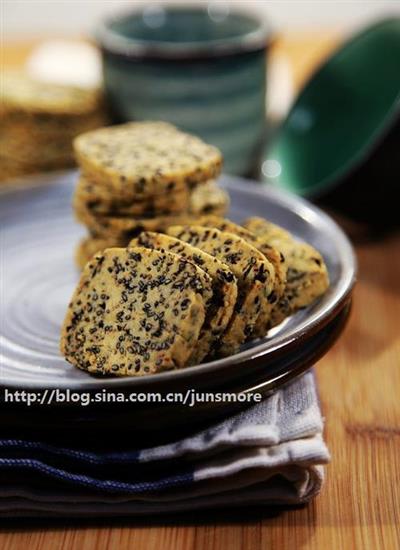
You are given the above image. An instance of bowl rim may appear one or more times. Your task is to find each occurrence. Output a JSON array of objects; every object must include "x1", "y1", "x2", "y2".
[
  {"x1": 264, "y1": 17, "x2": 400, "y2": 197},
  {"x1": 0, "y1": 173, "x2": 357, "y2": 390},
  {"x1": 95, "y1": 6, "x2": 273, "y2": 60}
]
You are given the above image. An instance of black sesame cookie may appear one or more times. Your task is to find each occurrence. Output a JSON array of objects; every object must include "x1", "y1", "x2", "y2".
[
  {"x1": 0, "y1": 152, "x2": 75, "y2": 181},
  {"x1": 243, "y1": 216, "x2": 292, "y2": 243},
  {"x1": 189, "y1": 181, "x2": 229, "y2": 217},
  {"x1": 269, "y1": 241, "x2": 329, "y2": 327},
  {"x1": 0, "y1": 135, "x2": 75, "y2": 166},
  {"x1": 74, "y1": 175, "x2": 192, "y2": 217},
  {"x1": 73, "y1": 122, "x2": 223, "y2": 202},
  {"x1": 74, "y1": 177, "x2": 227, "y2": 219},
  {"x1": 194, "y1": 215, "x2": 287, "y2": 338},
  {"x1": 74, "y1": 203, "x2": 195, "y2": 240},
  {"x1": 60, "y1": 246, "x2": 213, "y2": 376},
  {"x1": 243, "y1": 217, "x2": 330, "y2": 327},
  {"x1": 0, "y1": 112, "x2": 106, "y2": 142},
  {"x1": 131, "y1": 231, "x2": 238, "y2": 363},
  {"x1": 0, "y1": 73, "x2": 106, "y2": 180},
  {"x1": 75, "y1": 235, "x2": 127, "y2": 269},
  {"x1": 74, "y1": 193, "x2": 226, "y2": 240},
  {"x1": 73, "y1": 196, "x2": 192, "y2": 239},
  {"x1": 0, "y1": 155, "x2": 38, "y2": 181},
  {"x1": 1, "y1": 72, "x2": 103, "y2": 117},
  {"x1": 167, "y1": 226, "x2": 275, "y2": 356}
]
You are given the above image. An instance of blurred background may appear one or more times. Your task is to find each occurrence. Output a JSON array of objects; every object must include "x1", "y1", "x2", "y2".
[
  {"x1": 3, "y1": 1, "x2": 396, "y2": 36},
  {"x1": 4, "y1": 1, "x2": 398, "y2": 120},
  {"x1": 2, "y1": 1, "x2": 400, "y2": 227}
]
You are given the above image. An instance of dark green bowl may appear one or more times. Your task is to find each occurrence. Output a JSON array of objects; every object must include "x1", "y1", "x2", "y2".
[{"x1": 262, "y1": 18, "x2": 400, "y2": 225}]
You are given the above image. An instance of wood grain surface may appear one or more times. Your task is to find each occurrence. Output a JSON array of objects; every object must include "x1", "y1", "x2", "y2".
[{"x1": 1, "y1": 32, "x2": 399, "y2": 550}]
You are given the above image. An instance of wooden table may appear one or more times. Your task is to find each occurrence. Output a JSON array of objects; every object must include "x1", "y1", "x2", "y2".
[{"x1": 1, "y1": 33, "x2": 399, "y2": 550}]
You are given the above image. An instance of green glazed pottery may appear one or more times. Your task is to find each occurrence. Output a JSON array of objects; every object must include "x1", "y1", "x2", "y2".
[
  {"x1": 96, "y1": 6, "x2": 272, "y2": 176},
  {"x1": 262, "y1": 18, "x2": 400, "y2": 225}
]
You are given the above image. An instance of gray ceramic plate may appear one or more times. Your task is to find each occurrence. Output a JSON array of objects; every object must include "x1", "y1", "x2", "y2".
[{"x1": 0, "y1": 171, "x2": 356, "y2": 392}]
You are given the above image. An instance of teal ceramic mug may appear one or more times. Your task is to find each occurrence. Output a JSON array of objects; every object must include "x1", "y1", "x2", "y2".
[{"x1": 96, "y1": 6, "x2": 272, "y2": 176}]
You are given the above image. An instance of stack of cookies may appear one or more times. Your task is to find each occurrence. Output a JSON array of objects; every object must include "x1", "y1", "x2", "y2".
[
  {"x1": 72, "y1": 121, "x2": 229, "y2": 268},
  {"x1": 0, "y1": 72, "x2": 106, "y2": 181},
  {"x1": 61, "y1": 121, "x2": 330, "y2": 376}
]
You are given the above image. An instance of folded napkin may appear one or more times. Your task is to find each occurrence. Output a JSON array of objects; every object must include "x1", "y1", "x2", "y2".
[{"x1": 0, "y1": 371, "x2": 329, "y2": 517}]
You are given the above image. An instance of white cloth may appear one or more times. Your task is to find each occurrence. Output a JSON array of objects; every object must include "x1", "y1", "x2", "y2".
[{"x1": 0, "y1": 371, "x2": 329, "y2": 517}]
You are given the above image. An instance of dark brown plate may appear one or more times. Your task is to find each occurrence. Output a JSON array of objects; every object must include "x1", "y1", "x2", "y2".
[
  {"x1": 0, "y1": 170, "x2": 356, "y2": 443},
  {"x1": 0, "y1": 171, "x2": 356, "y2": 395},
  {"x1": 0, "y1": 301, "x2": 351, "y2": 445}
]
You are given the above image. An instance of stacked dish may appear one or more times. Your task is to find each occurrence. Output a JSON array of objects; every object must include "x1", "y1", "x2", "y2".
[{"x1": 0, "y1": 171, "x2": 356, "y2": 443}]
